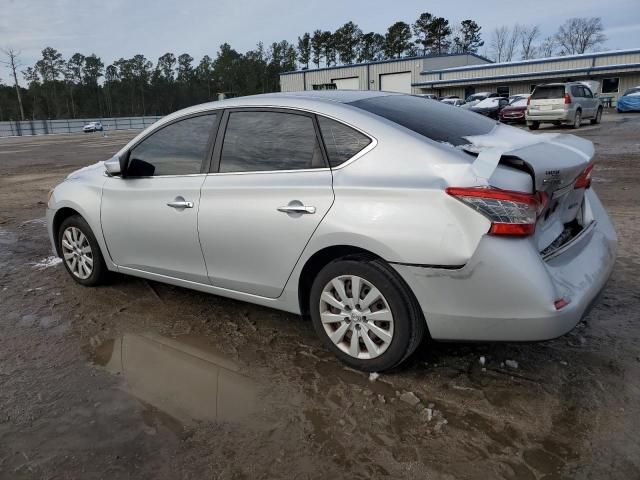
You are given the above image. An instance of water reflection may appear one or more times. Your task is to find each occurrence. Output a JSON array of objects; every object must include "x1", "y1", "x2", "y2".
[{"x1": 92, "y1": 332, "x2": 259, "y2": 426}]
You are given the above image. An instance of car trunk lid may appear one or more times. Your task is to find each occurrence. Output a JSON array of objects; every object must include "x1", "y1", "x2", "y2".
[
  {"x1": 462, "y1": 124, "x2": 593, "y2": 252},
  {"x1": 529, "y1": 85, "x2": 567, "y2": 110}
]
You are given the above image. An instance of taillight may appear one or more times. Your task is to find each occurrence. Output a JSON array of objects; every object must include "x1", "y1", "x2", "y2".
[
  {"x1": 527, "y1": 97, "x2": 531, "y2": 106},
  {"x1": 564, "y1": 93, "x2": 572, "y2": 104},
  {"x1": 574, "y1": 164, "x2": 594, "y2": 189},
  {"x1": 446, "y1": 186, "x2": 547, "y2": 237}
]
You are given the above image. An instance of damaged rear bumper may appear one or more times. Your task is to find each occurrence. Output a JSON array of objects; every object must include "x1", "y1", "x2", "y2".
[{"x1": 393, "y1": 189, "x2": 617, "y2": 341}]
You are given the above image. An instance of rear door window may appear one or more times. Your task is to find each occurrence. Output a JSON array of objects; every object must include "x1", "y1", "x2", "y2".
[
  {"x1": 219, "y1": 111, "x2": 324, "y2": 173},
  {"x1": 127, "y1": 114, "x2": 217, "y2": 176},
  {"x1": 317, "y1": 116, "x2": 371, "y2": 167},
  {"x1": 531, "y1": 86, "x2": 565, "y2": 99},
  {"x1": 349, "y1": 95, "x2": 496, "y2": 147},
  {"x1": 571, "y1": 86, "x2": 583, "y2": 97}
]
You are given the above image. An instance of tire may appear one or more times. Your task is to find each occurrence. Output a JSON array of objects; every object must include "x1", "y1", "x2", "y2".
[
  {"x1": 58, "y1": 214, "x2": 108, "y2": 286},
  {"x1": 573, "y1": 110, "x2": 582, "y2": 129},
  {"x1": 591, "y1": 107, "x2": 602, "y2": 125},
  {"x1": 309, "y1": 255, "x2": 426, "y2": 372},
  {"x1": 528, "y1": 122, "x2": 540, "y2": 130}
]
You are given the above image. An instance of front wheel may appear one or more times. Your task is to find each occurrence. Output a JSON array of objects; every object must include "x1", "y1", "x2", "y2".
[
  {"x1": 309, "y1": 256, "x2": 426, "y2": 372},
  {"x1": 58, "y1": 215, "x2": 108, "y2": 286},
  {"x1": 528, "y1": 122, "x2": 540, "y2": 130},
  {"x1": 591, "y1": 107, "x2": 602, "y2": 125}
]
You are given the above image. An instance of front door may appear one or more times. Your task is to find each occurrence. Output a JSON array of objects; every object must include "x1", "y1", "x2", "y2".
[
  {"x1": 198, "y1": 109, "x2": 334, "y2": 298},
  {"x1": 101, "y1": 113, "x2": 218, "y2": 283}
]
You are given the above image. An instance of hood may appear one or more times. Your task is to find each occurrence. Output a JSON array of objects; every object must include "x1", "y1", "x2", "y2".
[
  {"x1": 462, "y1": 123, "x2": 593, "y2": 193},
  {"x1": 66, "y1": 161, "x2": 105, "y2": 181}
]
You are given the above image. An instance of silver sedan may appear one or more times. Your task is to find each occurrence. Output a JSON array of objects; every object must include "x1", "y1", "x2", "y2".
[{"x1": 46, "y1": 91, "x2": 617, "y2": 371}]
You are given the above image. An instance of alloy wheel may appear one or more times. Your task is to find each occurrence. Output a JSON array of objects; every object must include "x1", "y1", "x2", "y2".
[
  {"x1": 319, "y1": 275, "x2": 394, "y2": 360},
  {"x1": 61, "y1": 226, "x2": 94, "y2": 280}
]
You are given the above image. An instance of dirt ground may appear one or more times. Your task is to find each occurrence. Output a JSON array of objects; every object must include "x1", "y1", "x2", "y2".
[{"x1": 1, "y1": 113, "x2": 639, "y2": 480}]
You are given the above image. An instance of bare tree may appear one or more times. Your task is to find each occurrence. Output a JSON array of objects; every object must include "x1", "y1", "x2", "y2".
[
  {"x1": 519, "y1": 25, "x2": 540, "y2": 59},
  {"x1": 555, "y1": 17, "x2": 606, "y2": 55},
  {"x1": 504, "y1": 25, "x2": 520, "y2": 61},
  {"x1": 490, "y1": 26, "x2": 520, "y2": 62},
  {"x1": 539, "y1": 36, "x2": 557, "y2": 57},
  {"x1": 1, "y1": 48, "x2": 26, "y2": 120},
  {"x1": 490, "y1": 26, "x2": 508, "y2": 62}
]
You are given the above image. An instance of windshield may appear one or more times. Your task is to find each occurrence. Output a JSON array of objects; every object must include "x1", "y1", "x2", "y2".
[
  {"x1": 509, "y1": 98, "x2": 528, "y2": 107},
  {"x1": 624, "y1": 87, "x2": 640, "y2": 96},
  {"x1": 475, "y1": 98, "x2": 500, "y2": 108},
  {"x1": 466, "y1": 93, "x2": 488, "y2": 102},
  {"x1": 348, "y1": 94, "x2": 496, "y2": 146},
  {"x1": 532, "y1": 86, "x2": 565, "y2": 99}
]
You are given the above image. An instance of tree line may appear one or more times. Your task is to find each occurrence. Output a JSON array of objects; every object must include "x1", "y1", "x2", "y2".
[{"x1": 0, "y1": 13, "x2": 606, "y2": 121}]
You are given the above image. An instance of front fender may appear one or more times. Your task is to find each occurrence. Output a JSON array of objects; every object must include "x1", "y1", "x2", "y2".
[{"x1": 47, "y1": 177, "x2": 117, "y2": 271}]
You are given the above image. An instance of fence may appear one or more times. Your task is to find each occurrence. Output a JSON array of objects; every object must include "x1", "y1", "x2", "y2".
[{"x1": 0, "y1": 115, "x2": 164, "y2": 138}]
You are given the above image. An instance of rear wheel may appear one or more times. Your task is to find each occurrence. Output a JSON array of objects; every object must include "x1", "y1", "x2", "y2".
[
  {"x1": 573, "y1": 110, "x2": 582, "y2": 129},
  {"x1": 58, "y1": 215, "x2": 107, "y2": 286},
  {"x1": 309, "y1": 256, "x2": 425, "y2": 372},
  {"x1": 591, "y1": 107, "x2": 602, "y2": 125},
  {"x1": 528, "y1": 122, "x2": 540, "y2": 130}
]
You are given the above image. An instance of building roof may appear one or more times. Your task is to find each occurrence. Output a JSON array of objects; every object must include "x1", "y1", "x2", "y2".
[
  {"x1": 280, "y1": 52, "x2": 492, "y2": 76},
  {"x1": 418, "y1": 48, "x2": 640, "y2": 75},
  {"x1": 413, "y1": 48, "x2": 640, "y2": 88}
]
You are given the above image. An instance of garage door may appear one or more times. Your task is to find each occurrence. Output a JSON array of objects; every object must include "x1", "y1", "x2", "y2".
[
  {"x1": 332, "y1": 77, "x2": 360, "y2": 90},
  {"x1": 380, "y1": 72, "x2": 411, "y2": 94}
]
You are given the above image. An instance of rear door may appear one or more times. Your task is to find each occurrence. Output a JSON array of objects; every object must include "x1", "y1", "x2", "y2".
[
  {"x1": 580, "y1": 86, "x2": 597, "y2": 117},
  {"x1": 571, "y1": 85, "x2": 587, "y2": 116},
  {"x1": 198, "y1": 109, "x2": 334, "y2": 298}
]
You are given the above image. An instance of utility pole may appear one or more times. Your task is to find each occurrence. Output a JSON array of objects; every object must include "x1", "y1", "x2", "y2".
[{"x1": 1, "y1": 48, "x2": 26, "y2": 121}]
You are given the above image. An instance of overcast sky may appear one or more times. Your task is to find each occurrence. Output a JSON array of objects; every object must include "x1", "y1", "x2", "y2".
[{"x1": 1, "y1": 0, "x2": 639, "y2": 84}]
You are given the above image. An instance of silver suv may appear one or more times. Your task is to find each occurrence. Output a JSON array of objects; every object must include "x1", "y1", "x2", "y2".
[{"x1": 526, "y1": 82, "x2": 603, "y2": 130}]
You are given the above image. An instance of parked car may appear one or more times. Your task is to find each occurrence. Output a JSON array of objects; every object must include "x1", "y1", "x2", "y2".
[
  {"x1": 526, "y1": 83, "x2": 603, "y2": 130},
  {"x1": 499, "y1": 96, "x2": 530, "y2": 123},
  {"x1": 47, "y1": 91, "x2": 616, "y2": 371},
  {"x1": 83, "y1": 121, "x2": 103, "y2": 133},
  {"x1": 470, "y1": 96, "x2": 510, "y2": 119},
  {"x1": 616, "y1": 86, "x2": 640, "y2": 112},
  {"x1": 441, "y1": 98, "x2": 465, "y2": 107}
]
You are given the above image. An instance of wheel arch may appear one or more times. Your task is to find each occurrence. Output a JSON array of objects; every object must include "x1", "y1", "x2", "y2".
[
  {"x1": 297, "y1": 245, "x2": 382, "y2": 317},
  {"x1": 52, "y1": 207, "x2": 81, "y2": 255}
]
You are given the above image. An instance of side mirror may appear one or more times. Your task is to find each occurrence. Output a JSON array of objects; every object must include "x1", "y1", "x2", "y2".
[
  {"x1": 105, "y1": 151, "x2": 131, "y2": 177},
  {"x1": 104, "y1": 156, "x2": 121, "y2": 176}
]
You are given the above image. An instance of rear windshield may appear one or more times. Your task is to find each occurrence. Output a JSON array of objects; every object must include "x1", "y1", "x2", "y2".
[
  {"x1": 531, "y1": 86, "x2": 565, "y2": 99},
  {"x1": 348, "y1": 95, "x2": 496, "y2": 146}
]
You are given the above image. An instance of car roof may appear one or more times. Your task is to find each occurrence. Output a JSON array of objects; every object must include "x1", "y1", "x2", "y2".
[{"x1": 158, "y1": 90, "x2": 402, "y2": 120}]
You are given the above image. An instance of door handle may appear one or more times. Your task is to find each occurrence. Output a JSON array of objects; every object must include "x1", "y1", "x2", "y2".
[
  {"x1": 167, "y1": 200, "x2": 194, "y2": 209},
  {"x1": 277, "y1": 205, "x2": 316, "y2": 214}
]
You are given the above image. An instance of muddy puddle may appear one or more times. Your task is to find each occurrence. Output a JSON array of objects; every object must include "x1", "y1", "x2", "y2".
[{"x1": 90, "y1": 332, "x2": 264, "y2": 432}]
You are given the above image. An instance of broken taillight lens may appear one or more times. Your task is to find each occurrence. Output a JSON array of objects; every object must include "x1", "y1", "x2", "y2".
[
  {"x1": 446, "y1": 186, "x2": 547, "y2": 237},
  {"x1": 574, "y1": 164, "x2": 594, "y2": 189}
]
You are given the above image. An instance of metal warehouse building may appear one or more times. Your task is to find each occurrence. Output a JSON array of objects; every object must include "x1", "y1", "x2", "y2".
[{"x1": 280, "y1": 49, "x2": 640, "y2": 105}]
